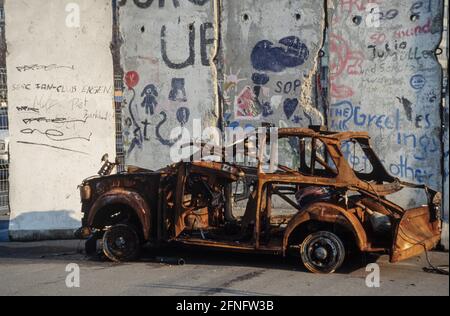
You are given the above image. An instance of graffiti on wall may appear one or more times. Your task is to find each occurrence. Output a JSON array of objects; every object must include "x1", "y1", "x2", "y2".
[
  {"x1": 328, "y1": 0, "x2": 443, "y2": 201},
  {"x1": 118, "y1": 0, "x2": 210, "y2": 9},
  {"x1": 120, "y1": 0, "x2": 215, "y2": 168},
  {"x1": 221, "y1": 0, "x2": 325, "y2": 132},
  {"x1": 160, "y1": 22, "x2": 214, "y2": 69},
  {"x1": 11, "y1": 73, "x2": 113, "y2": 155},
  {"x1": 123, "y1": 70, "x2": 190, "y2": 154},
  {"x1": 329, "y1": 33, "x2": 364, "y2": 98},
  {"x1": 227, "y1": 36, "x2": 311, "y2": 124},
  {"x1": 6, "y1": 0, "x2": 116, "y2": 234}
]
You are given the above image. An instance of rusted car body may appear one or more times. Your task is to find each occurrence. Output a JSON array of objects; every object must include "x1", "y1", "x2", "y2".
[{"x1": 76, "y1": 128, "x2": 442, "y2": 274}]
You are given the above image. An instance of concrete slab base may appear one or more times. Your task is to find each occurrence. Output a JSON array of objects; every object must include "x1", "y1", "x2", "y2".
[{"x1": 8, "y1": 229, "x2": 76, "y2": 242}]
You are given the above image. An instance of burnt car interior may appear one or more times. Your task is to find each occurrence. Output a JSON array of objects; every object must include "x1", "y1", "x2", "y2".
[
  {"x1": 166, "y1": 130, "x2": 439, "y2": 256},
  {"x1": 173, "y1": 134, "x2": 378, "y2": 249}
]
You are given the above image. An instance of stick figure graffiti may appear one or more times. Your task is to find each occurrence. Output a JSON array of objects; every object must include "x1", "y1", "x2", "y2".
[{"x1": 141, "y1": 84, "x2": 159, "y2": 115}]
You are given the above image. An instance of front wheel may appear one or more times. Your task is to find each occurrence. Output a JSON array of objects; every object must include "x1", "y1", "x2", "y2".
[
  {"x1": 102, "y1": 224, "x2": 141, "y2": 262},
  {"x1": 300, "y1": 231, "x2": 345, "y2": 274}
]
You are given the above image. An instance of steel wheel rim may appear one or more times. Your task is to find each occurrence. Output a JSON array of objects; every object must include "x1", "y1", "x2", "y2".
[
  {"x1": 302, "y1": 232, "x2": 345, "y2": 273},
  {"x1": 104, "y1": 226, "x2": 138, "y2": 260}
]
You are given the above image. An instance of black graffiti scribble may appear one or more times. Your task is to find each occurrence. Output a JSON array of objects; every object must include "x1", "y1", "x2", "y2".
[
  {"x1": 16, "y1": 106, "x2": 40, "y2": 113},
  {"x1": 397, "y1": 96, "x2": 413, "y2": 122},
  {"x1": 83, "y1": 111, "x2": 109, "y2": 121},
  {"x1": 32, "y1": 95, "x2": 62, "y2": 111},
  {"x1": 303, "y1": 110, "x2": 314, "y2": 126},
  {"x1": 426, "y1": 90, "x2": 437, "y2": 103},
  {"x1": 161, "y1": 22, "x2": 213, "y2": 69},
  {"x1": 17, "y1": 141, "x2": 89, "y2": 156},
  {"x1": 251, "y1": 86, "x2": 273, "y2": 118},
  {"x1": 118, "y1": 0, "x2": 210, "y2": 8},
  {"x1": 141, "y1": 119, "x2": 151, "y2": 141},
  {"x1": 188, "y1": 0, "x2": 210, "y2": 5},
  {"x1": 156, "y1": 111, "x2": 183, "y2": 147},
  {"x1": 16, "y1": 64, "x2": 75, "y2": 73},
  {"x1": 22, "y1": 117, "x2": 89, "y2": 125},
  {"x1": 127, "y1": 88, "x2": 144, "y2": 156},
  {"x1": 200, "y1": 22, "x2": 214, "y2": 66},
  {"x1": 20, "y1": 128, "x2": 92, "y2": 142},
  {"x1": 161, "y1": 24, "x2": 195, "y2": 69}
]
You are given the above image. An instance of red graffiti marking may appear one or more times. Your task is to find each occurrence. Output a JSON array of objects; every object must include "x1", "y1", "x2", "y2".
[
  {"x1": 329, "y1": 34, "x2": 364, "y2": 98},
  {"x1": 236, "y1": 86, "x2": 260, "y2": 118},
  {"x1": 394, "y1": 18, "x2": 432, "y2": 39},
  {"x1": 369, "y1": 32, "x2": 387, "y2": 45},
  {"x1": 331, "y1": 83, "x2": 354, "y2": 99},
  {"x1": 331, "y1": 15, "x2": 340, "y2": 27},
  {"x1": 330, "y1": 34, "x2": 364, "y2": 78},
  {"x1": 339, "y1": 0, "x2": 383, "y2": 13},
  {"x1": 330, "y1": 34, "x2": 349, "y2": 79},
  {"x1": 125, "y1": 71, "x2": 140, "y2": 89}
]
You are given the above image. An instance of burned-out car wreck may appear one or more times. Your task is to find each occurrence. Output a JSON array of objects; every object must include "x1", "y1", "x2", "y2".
[{"x1": 76, "y1": 128, "x2": 442, "y2": 274}]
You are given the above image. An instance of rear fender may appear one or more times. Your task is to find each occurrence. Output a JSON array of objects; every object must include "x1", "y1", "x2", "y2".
[{"x1": 283, "y1": 202, "x2": 369, "y2": 256}]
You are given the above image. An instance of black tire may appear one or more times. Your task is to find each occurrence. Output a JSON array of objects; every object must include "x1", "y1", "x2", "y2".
[
  {"x1": 102, "y1": 224, "x2": 141, "y2": 262},
  {"x1": 85, "y1": 235, "x2": 99, "y2": 257},
  {"x1": 85, "y1": 231, "x2": 105, "y2": 260},
  {"x1": 300, "y1": 231, "x2": 345, "y2": 274}
]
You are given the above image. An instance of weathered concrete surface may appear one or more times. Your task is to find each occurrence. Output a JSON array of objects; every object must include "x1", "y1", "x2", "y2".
[
  {"x1": 119, "y1": 0, "x2": 218, "y2": 170},
  {"x1": 328, "y1": 0, "x2": 444, "y2": 209},
  {"x1": 0, "y1": 240, "x2": 447, "y2": 296},
  {"x1": 221, "y1": 0, "x2": 325, "y2": 130},
  {"x1": 5, "y1": 0, "x2": 116, "y2": 240}
]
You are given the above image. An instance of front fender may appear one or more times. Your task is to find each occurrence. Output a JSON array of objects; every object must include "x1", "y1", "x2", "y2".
[
  {"x1": 87, "y1": 188, "x2": 152, "y2": 241},
  {"x1": 282, "y1": 202, "x2": 369, "y2": 256}
]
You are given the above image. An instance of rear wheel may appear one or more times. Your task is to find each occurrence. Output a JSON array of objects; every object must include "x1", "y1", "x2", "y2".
[
  {"x1": 102, "y1": 224, "x2": 141, "y2": 262},
  {"x1": 300, "y1": 231, "x2": 345, "y2": 274}
]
